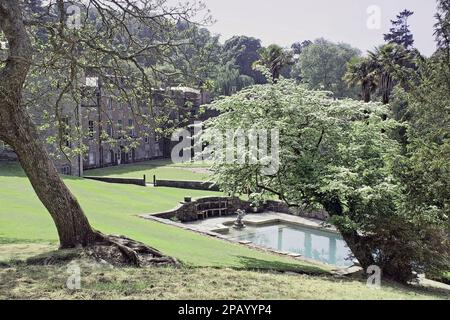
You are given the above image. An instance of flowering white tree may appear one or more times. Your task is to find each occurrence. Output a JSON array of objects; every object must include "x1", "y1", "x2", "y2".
[{"x1": 202, "y1": 78, "x2": 449, "y2": 282}]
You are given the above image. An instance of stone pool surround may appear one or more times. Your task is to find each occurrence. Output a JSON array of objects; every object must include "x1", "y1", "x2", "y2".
[
  {"x1": 185, "y1": 211, "x2": 340, "y2": 235},
  {"x1": 139, "y1": 196, "x2": 357, "y2": 272},
  {"x1": 147, "y1": 196, "x2": 329, "y2": 223},
  {"x1": 140, "y1": 212, "x2": 341, "y2": 272}
]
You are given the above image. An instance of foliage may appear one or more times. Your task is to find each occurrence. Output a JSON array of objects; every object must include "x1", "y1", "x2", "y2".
[
  {"x1": 384, "y1": 9, "x2": 415, "y2": 49},
  {"x1": 367, "y1": 44, "x2": 417, "y2": 104},
  {"x1": 169, "y1": 23, "x2": 223, "y2": 89},
  {"x1": 398, "y1": 49, "x2": 450, "y2": 244},
  {"x1": 213, "y1": 62, "x2": 255, "y2": 97},
  {"x1": 296, "y1": 38, "x2": 360, "y2": 98},
  {"x1": 434, "y1": 0, "x2": 450, "y2": 63},
  {"x1": 222, "y1": 36, "x2": 265, "y2": 84},
  {"x1": 254, "y1": 44, "x2": 293, "y2": 82},
  {"x1": 13, "y1": 0, "x2": 214, "y2": 165},
  {"x1": 344, "y1": 57, "x2": 378, "y2": 102},
  {"x1": 203, "y1": 78, "x2": 450, "y2": 282},
  {"x1": 291, "y1": 40, "x2": 312, "y2": 56}
]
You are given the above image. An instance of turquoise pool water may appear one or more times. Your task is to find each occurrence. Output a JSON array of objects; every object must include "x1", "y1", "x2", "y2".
[{"x1": 224, "y1": 223, "x2": 353, "y2": 267}]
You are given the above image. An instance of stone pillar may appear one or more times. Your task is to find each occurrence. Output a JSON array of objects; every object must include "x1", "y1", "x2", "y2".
[
  {"x1": 277, "y1": 227, "x2": 283, "y2": 251},
  {"x1": 329, "y1": 237, "x2": 337, "y2": 265},
  {"x1": 304, "y1": 231, "x2": 312, "y2": 258}
]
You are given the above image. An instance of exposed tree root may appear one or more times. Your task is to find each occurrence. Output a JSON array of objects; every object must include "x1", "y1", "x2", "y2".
[{"x1": 85, "y1": 233, "x2": 180, "y2": 268}]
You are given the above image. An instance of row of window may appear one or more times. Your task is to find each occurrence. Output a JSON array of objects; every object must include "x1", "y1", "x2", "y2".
[
  {"x1": 60, "y1": 117, "x2": 155, "y2": 147},
  {"x1": 88, "y1": 119, "x2": 136, "y2": 139}
]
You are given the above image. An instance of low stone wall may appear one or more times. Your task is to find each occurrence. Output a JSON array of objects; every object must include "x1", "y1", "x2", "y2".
[
  {"x1": 84, "y1": 176, "x2": 146, "y2": 187},
  {"x1": 261, "y1": 200, "x2": 329, "y2": 220},
  {"x1": 296, "y1": 209, "x2": 329, "y2": 221},
  {"x1": 152, "y1": 196, "x2": 251, "y2": 222},
  {"x1": 150, "y1": 196, "x2": 329, "y2": 223},
  {"x1": 154, "y1": 178, "x2": 220, "y2": 191},
  {"x1": 0, "y1": 148, "x2": 18, "y2": 161}
]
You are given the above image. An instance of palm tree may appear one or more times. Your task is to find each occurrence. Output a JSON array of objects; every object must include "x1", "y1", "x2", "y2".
[
  {"x1": 255, "y1": 44, "x2": 293, "y2": 82},
  {"x1": 368, "y1": 44, "x2": 413, "y2": 104},
  {"x1": 344, "y1": 57, "x2": 378, "y2": 102}
]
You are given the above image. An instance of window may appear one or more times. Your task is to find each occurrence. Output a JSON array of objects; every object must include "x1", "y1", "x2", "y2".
[
  {"x1": 107, "y1": 122, "x2": 113, "y2": 137},
  {"x1": 128, "y1": 119, "x2": 134, "y2": 137},
  {"x1": 61, "y1": 165, "x2": 71, "y2": 176},
  {"x1": 88, "y1": 152, "x2": 95, "y2": 165},
  {"x1": 62, "y1": 117, "x2": 71, "y2": 148},
  {"x1": 0, "y1": 41, "x2": 8, "y2": 50},
  {"x1": 85, "y1": 77, "x2": 98, "y2": 88},
  {"x1": 107, "y1": 98, "x2": 113, "y2": 110},
  {"x1": 117, "y1": 120, "x2": 123, "y2": 131},
  {"x1": 88, "y1": 120, "x2": 94, "y2": 139},
  {"x1": 144, "y1": 136, "x2": 149, "y2": 144},
  {"x1": 154, "y1": 143, "x2": 161, "y2": 156}
]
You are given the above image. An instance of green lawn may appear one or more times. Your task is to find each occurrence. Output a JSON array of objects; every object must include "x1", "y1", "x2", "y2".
[
  {"x1": 0, "y1": 162, "x2": 325, "y2": 273},
  {"x1": 84, "y1": 159, "x2": 211, "y2": 181},
  {"x1": 1, "y1": 260, "x2": 446, "y2": 300},
  {"x1": 1, "y1": 161, "x2": 449, "y2": 300}
]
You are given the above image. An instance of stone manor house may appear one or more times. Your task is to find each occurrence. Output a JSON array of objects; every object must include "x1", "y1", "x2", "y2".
[{"x1": 0, "y1": 78, "x2": 211, "y2": 176}]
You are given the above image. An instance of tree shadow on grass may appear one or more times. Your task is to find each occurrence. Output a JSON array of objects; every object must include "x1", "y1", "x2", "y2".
[
  {"x1": 83, "y1": 161, "x2": 166, "y2": 177},
  {"x1": 0, "y1": 237, "x2": 57, "y2": 245},
  {"x1": 0, "y1": 161, "x2": 26, "y2": 177},
  {"x1": 235, "y1": 256, "x2": 449, "y2": 299},
  {"x1": 0, "y1": 161, "x2": 88, "y2": 181},
  {"x1": 235, "y1": 256, "x2": 329, "y2": 275}
]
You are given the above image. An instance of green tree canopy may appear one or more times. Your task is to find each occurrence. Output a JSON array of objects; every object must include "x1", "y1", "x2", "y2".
[
  {"x1": 222, "y1": 36, "x2": 265, "y2": 84},
  {"x1": 203, "y1": 78, "x2": 450, "y2": 282},
  {"x1": 296, "y1": 38, "x2": 360, "y2": 98},
  {"x1": 384, "y1": 9, "x2": 415, "y2": 49},
  {"x1": 344, "y1": 57, "x2": 377, "y2": 102},
  {"x1": 254, "y1": 44, "x2": 293, "y2": 83}
]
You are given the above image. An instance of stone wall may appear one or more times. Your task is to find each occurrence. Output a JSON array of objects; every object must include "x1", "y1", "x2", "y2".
[
  {"x1": 154, "y1": 178, "x2": 220, "y2": 191},
  {"x1": 84, "y1": 176, "x2": 146, "y2": 187},
  {"x1": 152, "y1": 196, "x2": 329, "y2": 223},
  {"x1": 263, "y1": 200, "x2": 329, "y2": 220},
  {"x1": 153, "y1": 196, "x2": 251, "y2": 222},
  {"x1": 0, "y1": 142, "x2": 18, "y2": 161}
]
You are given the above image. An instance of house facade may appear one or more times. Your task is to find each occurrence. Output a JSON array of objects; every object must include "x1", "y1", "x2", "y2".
[{"x1": 0, "y1": 84, "x2": 211, "y2": 176}]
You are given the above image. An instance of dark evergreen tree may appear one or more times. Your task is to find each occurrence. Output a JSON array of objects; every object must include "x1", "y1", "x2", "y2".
[
  {"x1": 222, "y1": 36, "x2": 265, "y2": 84},
  {"x1": 291, "y1": 40, "x2": 312, "y2": 56},
  {"x1": 433, "y1": 0, "x2": 450, "y2": 63},
  {"x1": 384, "y1": 9, "x2": 415, "y2": 50}
]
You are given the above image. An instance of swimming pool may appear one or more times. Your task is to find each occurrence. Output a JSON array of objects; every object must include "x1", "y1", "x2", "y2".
[{"x1": 222, "y1": 223, "x2": 354, "y2": 267}]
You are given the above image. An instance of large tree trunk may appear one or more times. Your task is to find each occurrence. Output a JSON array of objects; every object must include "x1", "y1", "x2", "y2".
[
  {"x1": 5, "y1": 109, "x2": 101, "y2": 248},
  {"x1": 361, "y1": 82, "x2": 371, "y2": 103},
  {"x1": 0, "y1": 0, "x2": 100, "y2": 249},
  {"x1": 339, "y1": 230, "x2": 375, "y2": 268},
  {"x1": 0, "y1": 1, "x2": 178, "y2": 267},
  {"x1": 380, "y1": 73, "x2": 393, "y2": 105},
  {"x1": 319, "y1": 196, "x2": 375, "y2": 269}
]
